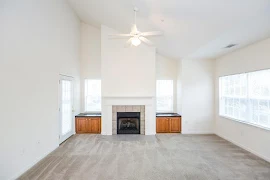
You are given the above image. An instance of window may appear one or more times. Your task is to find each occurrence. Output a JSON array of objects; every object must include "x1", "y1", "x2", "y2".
[
  {"x1": 85, "y1": 80, "x2": 101, "y2": 112},
  {"x1": 156, "y1": 80, "x2": 173, "y2": 112},
  {"x1": 219, "y1": 69, "x2": 270, "y2": 130}
]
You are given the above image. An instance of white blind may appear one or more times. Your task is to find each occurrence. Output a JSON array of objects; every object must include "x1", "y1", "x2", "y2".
[
  {"x1": 156, "y1": 80, "x2": 173, "y2": 112},
  {"x1": 85, "y1": 80, "x2": 101, "y2": 112},
  {"x1": 219, "y1": 69, "x2": 270, "y2": 129}
]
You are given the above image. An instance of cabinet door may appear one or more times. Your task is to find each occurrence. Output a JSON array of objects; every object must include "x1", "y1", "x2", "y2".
[
  {"x1": 89, "y1": 118, "x2": 101, "y2": 133},
  {"x1": 156, "y1": 117, "x2": 170, "y2": 133},
  {"x1": 76, "y1": 118, "x2": 88, "y2": 133},
  {"x1": 170, "y1": 117, "x2": 181, "y2": 133}
]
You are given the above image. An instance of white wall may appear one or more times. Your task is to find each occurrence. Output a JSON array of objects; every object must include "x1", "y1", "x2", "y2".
[
  {"x1": 80, "y1": 22, "x2": 101, "y2": 111},
  {"x1": 177, "y1": 60, "x2": 182, "y2": 114},
  {"x1": 215, "y1": 38, "x2": 270, "y2": 162},
  {"x1": 156, "y1": 54, "x2": 178, "y2": 112},
  {"x1": 101, "y1": 25, "x2": 156, "y2": 97},
  {"x1": 0, "y1": 0, "x2": 80, "y2": 179},
  {"x1": 182, "y1": 58, "x2": 215, "y2": 134}
]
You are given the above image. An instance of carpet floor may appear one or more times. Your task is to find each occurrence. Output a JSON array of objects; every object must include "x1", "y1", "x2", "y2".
[{"x1": 19, "y1": 134, "x2": 270, "y2": 180}]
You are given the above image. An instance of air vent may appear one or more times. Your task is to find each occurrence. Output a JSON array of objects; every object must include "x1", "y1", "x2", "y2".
[{"x1": 224, "y1": 44, "x2": 237, "y2": 48}]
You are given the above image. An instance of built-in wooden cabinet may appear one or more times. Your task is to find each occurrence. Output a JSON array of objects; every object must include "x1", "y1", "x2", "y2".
[
  {"x1": 156, "y1": 117, "x2": 181, "y2": 133},
  {"x1": 89, "y1": 118, "x2": 101, "y2": 133},
  {"x1": 76, "y1": 118, "x2": 88, "y2": 133},
  {"x1": 170, "y1": 117, "x2": 181, "y2": 132},
  {"x1": 75, "y1": 117, "x2": 101, "y2": 134},
  {"x1": 156, "y1": 117, "x2": 170, "y2": 133}
]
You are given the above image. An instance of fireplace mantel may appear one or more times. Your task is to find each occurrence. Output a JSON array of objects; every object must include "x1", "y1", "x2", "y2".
[{"x1": 101, "y1": 96, "x2": 156, "y2": 135}]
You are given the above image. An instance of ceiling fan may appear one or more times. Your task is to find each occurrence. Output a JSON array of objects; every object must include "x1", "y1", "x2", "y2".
[{"x1": 109, "y1": 7, "x2": 163, "y2": 47}]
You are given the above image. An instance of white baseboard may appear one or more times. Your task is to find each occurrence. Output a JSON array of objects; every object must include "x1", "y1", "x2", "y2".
[
  {"x1": 181, "y1": 131, "x2": 214, "y2": 134},
  {"x1": 216, "y1": 133, "x2": 270, "y2": 163},
  {"x1": 145, "y1": 132, "x2": 156, "y2": 135},
  {"x1": 10, "y1": 145, "x2": 59, "y2": 180},
  {"x1": 101, "y1": 132, "x2": 112, "y2": 135}
]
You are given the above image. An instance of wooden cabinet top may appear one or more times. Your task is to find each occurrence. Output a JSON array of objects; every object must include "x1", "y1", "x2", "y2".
[
  {"x1": 75, "y1": 113, "x2": 101, "y2": 118},
  {"x1": 156, "y1": 113, "x2": 181, "y2": 117}
]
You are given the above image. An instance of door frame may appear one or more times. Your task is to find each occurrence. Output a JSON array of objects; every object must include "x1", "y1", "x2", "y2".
[{"x1": 58, "y1": 74, "x2": 75, "y2": 144}]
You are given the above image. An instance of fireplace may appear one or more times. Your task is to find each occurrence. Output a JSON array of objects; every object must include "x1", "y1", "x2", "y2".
[{"x1": 117, "y1": 112, "x2": 140, "y2": 134}]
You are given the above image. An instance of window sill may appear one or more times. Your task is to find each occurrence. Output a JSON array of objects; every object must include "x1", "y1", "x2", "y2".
[{"x1": 219, "y1": 115, "x2": 270, "y2": 131}]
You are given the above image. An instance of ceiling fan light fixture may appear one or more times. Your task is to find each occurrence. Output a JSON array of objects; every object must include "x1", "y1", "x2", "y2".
[
  {"x1": 131, "y1": 37, "x2": 141, "y2": 46},
  {"x1": 108, "y1": 7, "x2": 162, "y2": 47}
]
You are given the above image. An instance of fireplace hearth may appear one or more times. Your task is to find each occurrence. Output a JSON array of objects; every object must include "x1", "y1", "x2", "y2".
[{"x1": 117, "y1": 112, "x2": 140, "y2": 134}]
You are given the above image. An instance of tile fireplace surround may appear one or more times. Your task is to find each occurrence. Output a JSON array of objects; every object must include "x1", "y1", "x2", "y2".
[
  {"x1": 101, "y1": 97, "x2": 156, "y2": 135},
  {"x1": 112, "y1": 105, "x2": 145, "y2": 134}
]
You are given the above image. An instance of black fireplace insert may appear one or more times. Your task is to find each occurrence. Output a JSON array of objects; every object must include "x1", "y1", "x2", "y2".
[{"x1": 117, "y1": 112, "x2": 140, "y2": 134}]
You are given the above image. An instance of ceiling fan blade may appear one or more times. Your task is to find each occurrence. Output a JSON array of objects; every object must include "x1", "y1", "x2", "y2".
[
  {"x1": 124, "y1": 38, "x2": 133, "y2": 48},
  {"x1": 139, "y1": 36, "x2": 154, "y2": 46},
  {"x1": 108, "y1": 34, "x2": 132, "y2": 39},
  {"x1": 140, "y1": 31, "x2": 163, "y2": 36}
]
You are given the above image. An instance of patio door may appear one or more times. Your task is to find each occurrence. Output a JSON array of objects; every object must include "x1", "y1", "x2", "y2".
[{"x1": 59, "y1": 75, "x2": 74, "y2": 144}]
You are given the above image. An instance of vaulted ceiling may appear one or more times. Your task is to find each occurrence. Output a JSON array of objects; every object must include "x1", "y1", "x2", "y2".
[{"x1": 68, "y1": 0, "x2": 270, "y2": 59}]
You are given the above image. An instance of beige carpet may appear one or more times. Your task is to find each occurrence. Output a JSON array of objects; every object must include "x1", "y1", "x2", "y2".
[{"x1": 19, "y1": 134, "x2": 270, "y2": 180}]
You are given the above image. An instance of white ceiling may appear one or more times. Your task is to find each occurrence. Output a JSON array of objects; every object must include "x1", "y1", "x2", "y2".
[{"x1": 68, "y1": 0, "x2": 270, "y2": 59}]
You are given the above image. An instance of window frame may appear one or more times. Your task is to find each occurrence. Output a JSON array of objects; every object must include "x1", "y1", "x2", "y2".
[
  {"x1": 84, "y1": 79, "x2": 101, "y2": 112},
  {"x1": 219, "y1": 69, "x2": 270, "y2": 131},
  {"x1": 156, "y1": 80, "x2": 174, "y2": 113}
]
